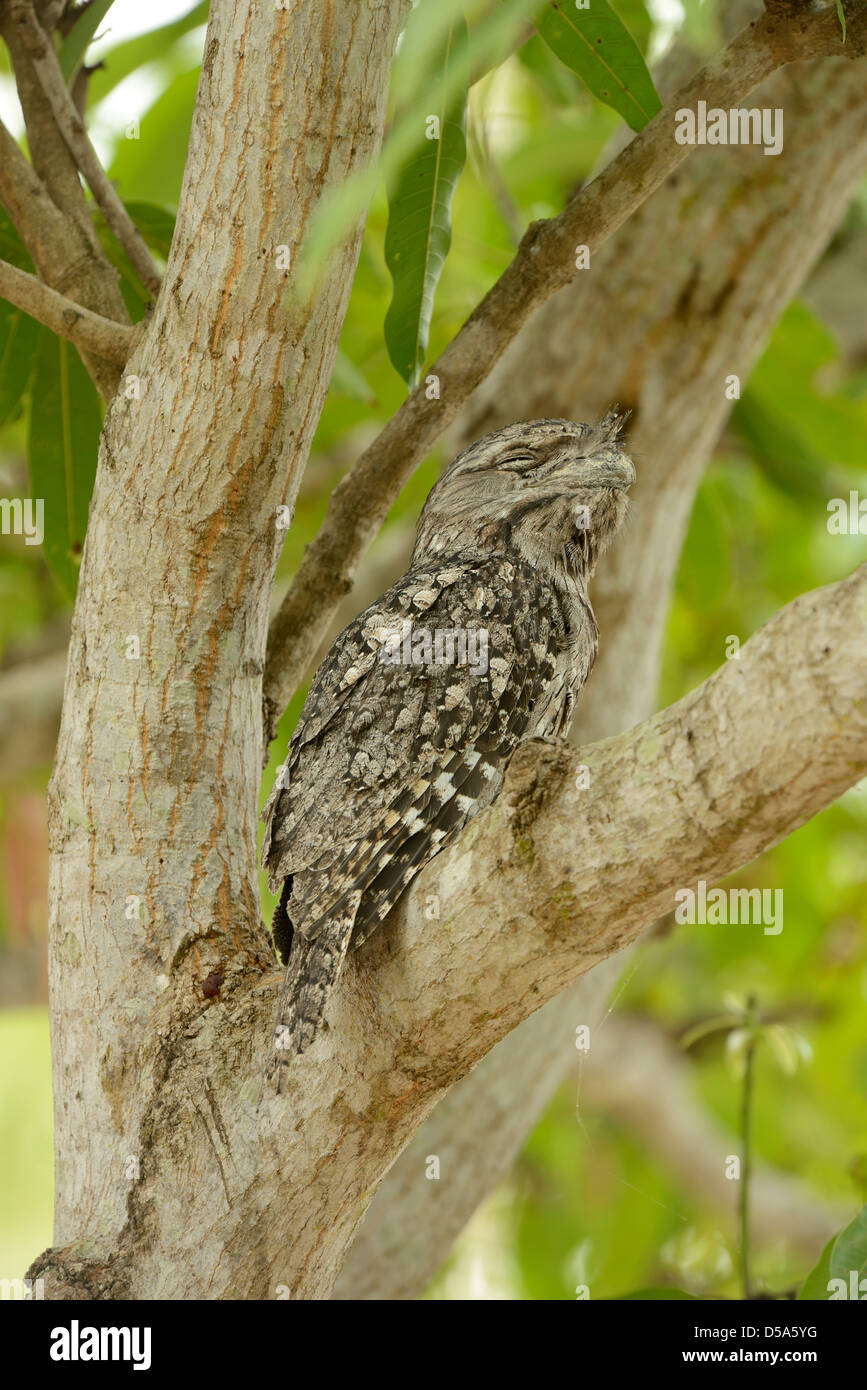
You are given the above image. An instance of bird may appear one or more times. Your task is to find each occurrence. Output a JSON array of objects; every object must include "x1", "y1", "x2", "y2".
[{"x1": 261, "y1": 411, "x2": 635, "y2": 1074}]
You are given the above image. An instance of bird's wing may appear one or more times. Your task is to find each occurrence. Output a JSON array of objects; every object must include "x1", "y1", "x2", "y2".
[
  {"x1": 260, "y1": 560, "x2": 465, "y2": 867},
  {"x1": 262, "y1": 556, "x2": 559, "y2": 941}
]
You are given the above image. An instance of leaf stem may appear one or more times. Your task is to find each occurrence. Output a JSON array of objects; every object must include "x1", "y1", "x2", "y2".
[{"x1": 740, "y1": 995, "x2": 758, "y2": 1299}]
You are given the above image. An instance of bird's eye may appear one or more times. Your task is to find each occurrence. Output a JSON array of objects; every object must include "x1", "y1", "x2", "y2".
[{"x1": 498, "y1": 454, "x2": 537, "y2": 472}]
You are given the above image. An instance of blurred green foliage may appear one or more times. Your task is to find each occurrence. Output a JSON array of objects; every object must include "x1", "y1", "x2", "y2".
[
  {"x1": 0, "y1": 1010, "x2": 53, "y2": 1282},
  {"x1": 0, "y1": 0, "x2": 865, "y2": 1298}
]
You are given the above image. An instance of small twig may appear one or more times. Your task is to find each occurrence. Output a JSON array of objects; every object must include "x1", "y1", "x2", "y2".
[
  {"x1": 0, "y1": 256, "x2": 134, "y2": 364},
  {"x1": 8, "y1": 0, "x2": 162, "y2": 296},
  {"x1": 41, "y1": 0, "x2": 68, "y2": 28}
]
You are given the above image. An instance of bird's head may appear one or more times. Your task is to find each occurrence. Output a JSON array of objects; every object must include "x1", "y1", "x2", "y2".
[{"x1": 413, "y1": 411, "x2": 635, "y2": 582}]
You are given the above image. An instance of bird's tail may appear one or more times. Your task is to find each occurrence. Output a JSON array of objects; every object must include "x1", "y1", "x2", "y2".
[{"x1": 268, "y1": 888, "x2": 363, "y2": 1085}]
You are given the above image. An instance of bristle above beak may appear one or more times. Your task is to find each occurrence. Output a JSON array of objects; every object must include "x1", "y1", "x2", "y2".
[{"x1": 595, "y1": 405, "x2": 632, "y2": 446}]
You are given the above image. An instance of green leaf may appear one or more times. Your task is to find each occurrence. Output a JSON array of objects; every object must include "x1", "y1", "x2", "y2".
[
  {"x1": 0, "y1": 204, "x2": 33, "y2": 270},
  {"x1": 837, "y1": 0, "x2": 847, "y2": 44},
  {"x1": 830, "y1": 1205, "x2": 867, "y2": 1285},
  {"x1": 617, "y1": 1288, "x2": 699, "y2": 1300},
  {"x1": 610, "y1": 0, "x2": 653, "y2": 54},
  {"x1": 121, "y1": 201, "x2": 176, "y2": 260},
  {"x1": 109, "y1": 66, "x2": 201, "y2": 207},
  {"x1": 798, "y1": 1235, "x2": 835, "y2": 1300},
  {"x1": 762, "y1": 1023, "x2": 811, "y2": 1077},
  {"x1": 517, "y1": 33, "x2": 587, "y2": 107},
  {"x1": 59, "y1": 0, "x2": 116, "y2": 83},
  {"x1": 86, "y1": 1, "x2": 209, "y2": 106},
  {"x1": 734, "y1": 394, "x2": 833, "y2": 501},
  {"x1": 383, "y1": 13, "x2": 469, "y2": 387},
  {"x1": 534, "y1": 0, "x2": 662, "y2": 132},
  {"x1": 679, "y1": 1013, "x2": 743, "y2": 1052},
  {"x1": 738, "y1": 300, "x2": 867, "y2": 475},
  {"x1": 0, "y1": 206, "x2": 39, "y2": 426},
  {"x1": 27, "y1": 331, "x2": 103, "y2": 598},
  {"x1": 0, "y1": 304, "x2": 40, "y2": 428},
  {"x1": 724, "y1": 1026, "x2": 752, "y2": 1080},
  {"x1": 93, "y1": 201, "x2": 176, "y2": 320}
]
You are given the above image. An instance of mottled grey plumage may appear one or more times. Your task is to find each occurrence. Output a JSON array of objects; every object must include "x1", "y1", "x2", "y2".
[{"x1": 262, "y1": 412, "x2": 635, "y2": 1071}]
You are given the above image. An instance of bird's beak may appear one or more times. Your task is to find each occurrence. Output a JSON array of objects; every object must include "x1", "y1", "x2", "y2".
[
  {"x1": 590, "y1": 454, "x2": 636, "y2": 490},
  {"x1": 545, "y1": 448, "x2": 636, "y2": 491}
]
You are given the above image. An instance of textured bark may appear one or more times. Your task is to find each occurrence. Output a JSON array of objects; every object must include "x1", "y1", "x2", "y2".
[
  {"x1": 0, "y1": 257, "x2": 133, "y2": 361},
  {"x1": 336, "y1": 39, "x2": 867, "y2": 1298},
  {"x1": 38, "y1": 0, "x2": 407, "y2": 1299}
]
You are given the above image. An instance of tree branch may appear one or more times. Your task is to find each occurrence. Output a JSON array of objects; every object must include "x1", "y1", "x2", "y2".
[
  {"x1": 6, "y1": 0, "x2": 162, "y2": 296},
  {"x1": 261, "y1": 0, "x2": 867, "y2": 738},
  {"x1": 0, "y1": 256, "x2": 133, "y2": 362},
  {"x1": 33, "y1": 562, "x2": 866, "y2": 1299},
  {"x1": 0, "y1": 116, "x2": 73, "y2": 269},
  {"x1": 0, "y1": 114, "x2": 129, "y2": 398}
]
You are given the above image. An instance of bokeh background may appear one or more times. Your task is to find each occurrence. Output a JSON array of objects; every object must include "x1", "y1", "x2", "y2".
[{"x1": 1, "y1": 0, "x2": 865, "y2": 1298}]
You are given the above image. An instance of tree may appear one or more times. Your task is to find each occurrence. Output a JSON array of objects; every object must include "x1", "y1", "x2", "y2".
[{"x1": 0, "y1": 0, "x2": 865, "y2": 1299}]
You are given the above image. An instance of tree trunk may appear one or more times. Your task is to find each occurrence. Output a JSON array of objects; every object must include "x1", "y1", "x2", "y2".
[{"x1": 40, "y1": 0, "x2": 407, "y2": 1298}]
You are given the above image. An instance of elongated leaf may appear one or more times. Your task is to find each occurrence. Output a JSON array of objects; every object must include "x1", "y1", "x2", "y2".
[
  {"x1": 59, "y1": 0, "x2": 116, "y2": 83},
  {"x1": 610, "y1": 0, "x2": 653, "y2": 53},
  {"x1": 0, "y1": 207, "x2": 39, "y2": 424},
  {"x1": 383, "y1": 13, "x2": 468, "y2": 387},
  {"x1": 122, "y1": 201, "x2": 176, "y2": 260},
  {"x1": 93, "y1": 201, "x2": 176, "y2": 320},
  {"x1": 27, "y1": 331, "x2": 103, "y2": 598},
  {"x1": 798, "y1": 1235, "x2": 835, "y2": 1300},
  {"x1": 830, "y1": 1206, "x2": 867, "y2": 1285},
  {"x1": 87, "y1": 1, "x2": 209, "y2": 106},
  {"x1": 0, "y1": 204, "x2": 32, "y2": 270},
  {"x1": 535, "y1": 0, "x2": 662, "y2": 132},
  {"x1": 0, "y1": 304, "x2": 40, "y2": 428},
  {"x1": 109, "y1": 66, "x2": 201, "y2": 207},
  {"x1": 739, "y1": 300, "x2": 867, "y2": 473}
]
